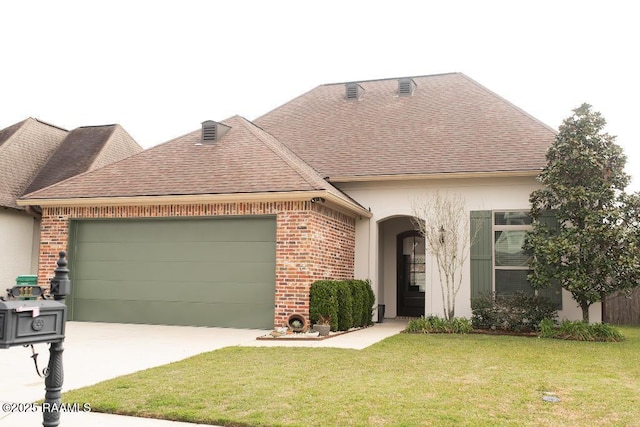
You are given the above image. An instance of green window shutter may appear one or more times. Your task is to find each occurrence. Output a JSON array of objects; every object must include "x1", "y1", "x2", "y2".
[
  {"x1": 470, "y1": 211, "x2": 492, "y2": 300},
  {"x1": 535, "y1": 210, "x2": 563, "y2": 309}
]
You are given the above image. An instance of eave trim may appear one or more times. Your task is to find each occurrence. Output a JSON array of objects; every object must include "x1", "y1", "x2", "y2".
[
  {"x1": 327, "y1": 170, "x2": 541, "y2": 183},
  {"x1": 17, "y1": 190, "x2": 373, "y2": 218}
]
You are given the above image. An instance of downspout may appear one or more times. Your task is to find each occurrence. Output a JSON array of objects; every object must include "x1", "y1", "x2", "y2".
[{"x1": 25, "y1": 205, "x2": 43, "y2": 220}]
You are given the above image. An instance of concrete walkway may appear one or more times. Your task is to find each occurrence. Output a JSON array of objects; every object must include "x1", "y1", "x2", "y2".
[{"x1": 0, "y1": 319, "x2": 406, "y2": 426}]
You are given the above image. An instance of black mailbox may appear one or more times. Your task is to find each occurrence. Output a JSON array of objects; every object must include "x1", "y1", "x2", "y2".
[
  {"x1": 0, "y1": 299, "x2": 66, "y2": 349},
  {"x1": 0, "y1": 251, "x2": 71, "y2": 427}
]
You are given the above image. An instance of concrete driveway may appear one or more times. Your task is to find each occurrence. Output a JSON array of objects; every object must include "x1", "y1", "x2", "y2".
[
  {"x1": 0, "y1": 320, "x2": 406, "y2": 426},
  {"x1": 0, "y1": 322, "x2": 270, "y2": 426}
]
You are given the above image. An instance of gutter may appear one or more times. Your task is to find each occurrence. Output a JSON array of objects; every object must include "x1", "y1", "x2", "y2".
[
  {"x1": 17, "y1": 190, "x2": 373, "y2": 219},
  {"x1": 327, "y1": 170, "x2": 541, "y2": 183}
]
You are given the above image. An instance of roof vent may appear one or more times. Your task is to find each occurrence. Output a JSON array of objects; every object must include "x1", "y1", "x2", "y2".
[
  {"x1": 398, "y1": 78, "x2": 416, "y2": 96},
  {"x1": 201, "y1": 120, "x2": 231, "y2": 143},
  {"x1": 345, "y1": 82, "x2": 364, "y2": 100}
]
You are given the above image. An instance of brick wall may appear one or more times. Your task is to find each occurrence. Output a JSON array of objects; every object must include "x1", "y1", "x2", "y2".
[{"x1": 37, "y1": 200, "x2": 356, "y2": 328}]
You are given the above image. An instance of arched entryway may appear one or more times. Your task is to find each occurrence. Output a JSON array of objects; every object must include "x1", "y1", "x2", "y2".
[
  {"x1": 377, "y1": 215, "x2": 426, "y2": 319},
  {"x1": 396, "y1": 230, "x2": 426, "y2": 317}
]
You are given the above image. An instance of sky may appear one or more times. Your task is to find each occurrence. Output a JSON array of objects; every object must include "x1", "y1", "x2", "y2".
[{"x1": 2, "y1": 1, "x2": 639, "y2": 191}]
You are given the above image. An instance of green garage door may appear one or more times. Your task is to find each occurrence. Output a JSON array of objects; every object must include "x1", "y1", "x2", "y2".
[{"x1": 68, "y1": 217, "x2": 276, "y2": 329}]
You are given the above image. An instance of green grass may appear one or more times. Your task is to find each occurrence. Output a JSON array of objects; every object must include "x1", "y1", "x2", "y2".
[{"x1": 64, "y1": 327, "x2": 640, "y2": 426}]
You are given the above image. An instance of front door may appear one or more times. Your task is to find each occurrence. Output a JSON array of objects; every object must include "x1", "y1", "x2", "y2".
[{"x1": 397, "y1": 230, "x2": 426, "y2": 317}]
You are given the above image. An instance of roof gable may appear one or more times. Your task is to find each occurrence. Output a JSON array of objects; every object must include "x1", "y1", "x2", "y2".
[
  {"x1": 23, "y1": 124, "x2": 142, "y2": 195},
  {"x1": 0, "y1": 118, "x2": 68, "y2": 209},
  {"x1": 21, "y1": 116, "x2": 365, "y2": 213},
  {"x1": 255, "y1": 72, "x2": 556, "y2": 179}
]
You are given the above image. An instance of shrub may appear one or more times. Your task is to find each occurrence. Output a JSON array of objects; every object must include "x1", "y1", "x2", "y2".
[
  {"x1": 309, "y1": 281, "x2": 338, "y2": 331},
  {"x1": 471, "y1": 292, "x2": 558, "y2": 332},
  {"x1": 405, "y1": 316, "x2": 472, "y2": 334},
  {"x1": 349, "y1": 279, "x2": 374, "y2": 327},
  {"x1": 349, "y1": 280, "x2": 364, "y2": 328},
  {"x1": 364, "y1": 280, "x2": 375, "y2": 326},
  {"x1": 539, "y1": 320, "x2": 625, "y2": 342},
  {"x1": 310, "y1": 279, "x2": 375, "y2": 331},
  {"x1": 336, "y1": 281, "x2": 353, "y2": 331}
]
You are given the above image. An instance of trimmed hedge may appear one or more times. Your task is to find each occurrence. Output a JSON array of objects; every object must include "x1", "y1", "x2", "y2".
[
  {"x1": 310, "y1": 279, "x2": 375, "y2": 331},
  {"x1": 309, "y1": 281, "x2": 338, "y2": 331},
  {"x1": 336, "y1": 281, "x2": 354, "y2": 331}
]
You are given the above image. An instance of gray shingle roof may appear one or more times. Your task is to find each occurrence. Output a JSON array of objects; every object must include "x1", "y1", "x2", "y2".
[
  {"x1": 0, "y1": 118, "x2": 68, "y2": 208},
  {"x1": 23, "y1": 124, "x2": 142, "y2": 195},
  {"x1": 255, "y1": 72, "x2": 556, "y2": 179},
  {"x1": 22, "y1": 116, "x2": 362, "y2": 211}
]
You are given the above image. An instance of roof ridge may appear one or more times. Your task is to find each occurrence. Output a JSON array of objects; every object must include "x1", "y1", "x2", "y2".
[
  {"x1": 237, "y1": 117, "x2": 368, "y2": 211},
  {"x1": 458, "y1": 74, "x2": 558, "y2": 134},
  {"x1": 84, "y1": 124, "x2": 118, "y2": 171},
  {"x1": 33, "y1": 118, "x2": 68, "y2": 132},
  {"x1": 322, "y1": 72, "x2": 462, "y2": 87},
  {"x1": 78, "y1": 124, "x2": 118, "y2": 129},
  {"x1": 236, "y1": 116, "x2": 329, "y2": 190}
]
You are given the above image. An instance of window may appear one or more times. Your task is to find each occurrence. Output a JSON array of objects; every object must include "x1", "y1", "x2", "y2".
[
  {"x1": 471, "y1": 210, "x2": 563, "y2": 309},
  {"x1": 401, "y1": 233, "x2": 426, "y2": 292},
  {"x1": 493, "y1": 211, "x2": 534, "y2": 296}
]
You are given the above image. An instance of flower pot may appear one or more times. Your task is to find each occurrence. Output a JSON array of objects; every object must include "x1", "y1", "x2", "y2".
[
  {"x1": 313, "y1": 324, "x2": 330, "y2": 336},
  {"x1": 286, "y1": 313, "x2": 308, "y2": 332}
]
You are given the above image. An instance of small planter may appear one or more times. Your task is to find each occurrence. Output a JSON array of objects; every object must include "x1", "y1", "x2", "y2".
[
  {"x1": 312, "y1": 324, "x2": 330, "y2": 336},
  {"x1": 286, "y1": 313, "x2": 308, "y2": 333}
]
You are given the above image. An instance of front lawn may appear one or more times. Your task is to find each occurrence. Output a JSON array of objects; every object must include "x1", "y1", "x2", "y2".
[{"x1": 64, "y1": 327, "x2": 640, "y2": 426}]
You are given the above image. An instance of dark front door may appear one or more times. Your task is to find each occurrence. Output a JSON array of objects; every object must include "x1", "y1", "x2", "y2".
[{"x1": 397, "y1": 230, "x2": 426, "y2": 317}]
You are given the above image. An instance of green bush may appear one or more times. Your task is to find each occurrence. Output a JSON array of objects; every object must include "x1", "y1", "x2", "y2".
[
  {"x1": 471, "y1": 292, "x2": 558, "y2": 332},
  {"x1": 309, "y1": 279, "x2": 375, "y2": 331},
  {"x1": 350, "y1": 280, "x2": 370, "y2": 327},
  {"x1": 336, "y1": 281, "x2": 353, "y2": 331},
  {"x1": 539, "y1": 319, "x2": 625, "y2": 342},
  {"x1": 309, "y1": 281, "x2": 338, "y2": 331},
  {"x1": 349, "y1": 280, "x2": 364, "y2": 328},
  {"x1": 365, "y1": 280, "x2": 375, "y2": 326},
  {"x1": 405, "y1": 316, "x2": 472, "y2": 334}
]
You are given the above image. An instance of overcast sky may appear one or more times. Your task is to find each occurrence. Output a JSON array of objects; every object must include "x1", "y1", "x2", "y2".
[{"x1": 2, "y1": 1, "x2": 638, "y2": 191}]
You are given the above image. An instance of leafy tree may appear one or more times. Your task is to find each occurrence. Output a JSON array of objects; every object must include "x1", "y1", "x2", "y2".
[{"x1": 525, "y1": 103, "x2": 640, "y2": 322}]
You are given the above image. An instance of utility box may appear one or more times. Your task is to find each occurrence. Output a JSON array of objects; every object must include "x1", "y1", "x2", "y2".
[{"x1": 0, "y1": 291, "x2": 66, "y2": 349}]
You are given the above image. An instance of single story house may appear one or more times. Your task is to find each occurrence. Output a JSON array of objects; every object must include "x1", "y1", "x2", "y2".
[
  {"x1": 0, "y1": 118, "x2": 141, "y2": 289},
  {"x1": 18, "y1": 73, "x2": 600, "y2": 329}
]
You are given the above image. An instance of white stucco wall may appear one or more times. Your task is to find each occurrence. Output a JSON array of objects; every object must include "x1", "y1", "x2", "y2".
[
  {"x1": 0, "y1": 209, "x2": 40, "y2": 288},
  {"x1": 342, "y1": 175, "x2": 599, "y2": 322}
]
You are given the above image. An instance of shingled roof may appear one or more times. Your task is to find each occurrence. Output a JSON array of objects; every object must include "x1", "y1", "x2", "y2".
[
  {"x1": 20, "y1": 116, "x2": 369, "y2": 215},
  {"x1": 0, "y1": 118, "x2": 68, "y2": 209},
  {"x1": 23, "y1": 124, "x2": 142, "y2": 195},
  {"x1": 255, "y1": 72, "x2": 556, "y2": 180}
]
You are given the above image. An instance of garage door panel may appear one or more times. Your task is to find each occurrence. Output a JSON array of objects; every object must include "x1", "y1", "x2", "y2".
[
  {"x1": 74, "y1": 261, "x2": 275, "y2": 282},
  {"x1": 74, "y1": 280, "x2": 274, "y2": 304},
  {"x1": 77, "y1": 218, "x2": 276, "y2": 243},
  {"x1": 70, "y1": 217, "x2": 276, "y2": 329},
  {"x1": 73, "y1": 299, "x2": 274, "y2": 329},
  {"x1": 74, "y1": 241, "x2": 276, "y2": 263}
]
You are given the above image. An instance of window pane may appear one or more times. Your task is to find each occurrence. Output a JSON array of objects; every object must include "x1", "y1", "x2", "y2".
[
  {"x1": 494, "y1": 211, "x2": 532, "y2": 226},
  {"x1": 495, "y1": 230, "x2": 530, "y2": 266},
  {"x1": 495, "y1": 270, "x2": 534, "y2": 295}
]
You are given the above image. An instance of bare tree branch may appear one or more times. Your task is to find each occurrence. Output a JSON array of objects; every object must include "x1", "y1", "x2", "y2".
[{"x1": 411, "y1": 191, "x2": 477, "y2": 320}]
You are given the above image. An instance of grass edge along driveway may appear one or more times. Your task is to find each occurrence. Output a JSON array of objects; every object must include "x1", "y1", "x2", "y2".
[{"x1": 64, "y1": 327, "x2": 640, "y2": 427}]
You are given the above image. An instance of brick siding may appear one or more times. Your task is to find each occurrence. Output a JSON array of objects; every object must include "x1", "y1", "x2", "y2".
[{"x1": 37, "y1": 201, "x2": 356, "y2": 328}]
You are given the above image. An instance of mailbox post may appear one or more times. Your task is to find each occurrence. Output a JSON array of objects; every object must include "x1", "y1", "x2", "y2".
[{"x1": 0, "y1": 251, "x2": 70, "y2": 427}]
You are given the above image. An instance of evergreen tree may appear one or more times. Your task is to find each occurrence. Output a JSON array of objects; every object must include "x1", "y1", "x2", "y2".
[{"x1": 525, "y1": 104, "x2": 640, "y2": 322}]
